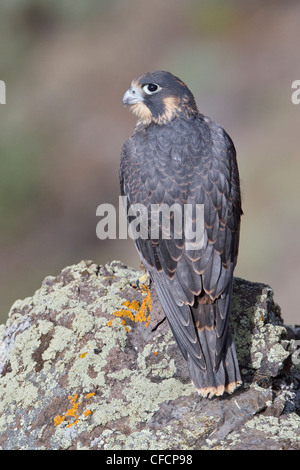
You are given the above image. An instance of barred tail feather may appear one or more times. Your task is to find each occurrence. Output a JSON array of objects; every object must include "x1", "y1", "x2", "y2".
[
  {"x1": 188, "y1": 329, "x2": 241, "y2": 398},
  {"x1": 152, "y1": 274, "x2": 241, "y2": 398}
]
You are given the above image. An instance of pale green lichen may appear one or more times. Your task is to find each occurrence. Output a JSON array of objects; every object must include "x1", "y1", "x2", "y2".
[
  {"x1": 267, "y1": 343, "x2": 289, "y2": 364},
  {"x1": 92, "y1": 398, "x2": 129, "y2": 427},
  {"x1": 108, "y1": 368, "x2": 132, "y2": 381},
  {"x1": 0, "y1": 262, "x2": 298, "y2": 450},
  {"x1": 230, "y1": 281, "x2": 290, "y2": 373},
  {"x1": 250, "y1": 351, "x2": 263, "y2": 369},
  {"x1": 123, "y1": 375, "x2": 193, "y2": 426},
  {"x1": 102, "y1": 428, "x2": 160, "y2": 451},
  {"x1": 136, "y1": 330, "x2": 177, "y2": 379},
  {"x1": 71, "y1": 311, "x2": 95, "y2": 338},
  {"x1": 245, "y1": 413, "x2": 300, "y2": 441},
  {"x1": 42, "y1": 326, "x2": 74, "y2": 362}
]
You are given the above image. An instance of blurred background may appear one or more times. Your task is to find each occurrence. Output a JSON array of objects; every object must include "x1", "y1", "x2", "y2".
[{"x1": 0, "y1": 0, "x2": 299, "y2": 325}]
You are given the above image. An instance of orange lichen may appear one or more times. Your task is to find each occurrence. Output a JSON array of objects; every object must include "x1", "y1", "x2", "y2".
[
  {"x1": 122, "y1": 300, "x2": 140, "y2": 312},
  {"x1": 54, "y1": 393, "x2": 81, "y2": 427},
  {"x1": 65, "y1": 394, "x2": 81, "y2": 427},
  {"x1": 112, "y1": 308, "x2": 135, "y2": 322},
  {"x1": 80, "y1": 352, "x2": 88, "y2": 358},
  {"x1": 108, "y1": 286, "x2": 152, "y2": 332},
  {"x1": 54, "y1": 414, "x2": 65, "y2": 426},
  {"x1": 67, "y1": 419, "x2": 78, "y2": 428},
  {"x1": 135, "y1": 285, "x2": 152, "y2": 327},
  {"x1": 54, "y1": 392, "x2": 95, "y2": 427},
  {"x1": 153, "y1": 351, "x2": 158, "y2": 356}
]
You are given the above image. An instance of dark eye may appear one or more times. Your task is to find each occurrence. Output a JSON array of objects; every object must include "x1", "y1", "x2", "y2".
[
  {"x1": 148, "y1": 83, "x2": 158, "y2": 92},
  {"x1": 143, "y1": 83, "x2": 161, "y2": 95}
]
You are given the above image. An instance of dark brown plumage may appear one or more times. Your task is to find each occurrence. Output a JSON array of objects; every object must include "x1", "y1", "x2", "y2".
[{"x1": 120, "y1": 71, "x2": 242, "y2": 397}]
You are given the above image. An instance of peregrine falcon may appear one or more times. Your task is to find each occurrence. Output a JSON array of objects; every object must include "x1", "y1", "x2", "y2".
[{"x1": 120, "y1": 71, "x2": 242, "y2": 397}]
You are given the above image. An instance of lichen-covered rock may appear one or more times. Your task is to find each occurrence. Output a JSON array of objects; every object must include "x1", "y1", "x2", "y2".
[{"x1": 0, "y1": 260, "x2": 299, "y2": 450}]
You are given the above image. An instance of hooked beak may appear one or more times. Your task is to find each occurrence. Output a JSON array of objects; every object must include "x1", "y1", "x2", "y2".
[{"x1": 123, "y1": 86, "x2": 144, "y2": 106}]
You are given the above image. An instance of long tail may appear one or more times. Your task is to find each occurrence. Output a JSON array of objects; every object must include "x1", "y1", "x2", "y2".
[
  {"x1": 152, "y1": 276, "x2": 241, "y2": 398},
  {"x1": 188, "y1": 283, "x2": 241, "y2": 398},
  {"x1": 188, "y1": 327, "x2": 241, "y2": 398}
]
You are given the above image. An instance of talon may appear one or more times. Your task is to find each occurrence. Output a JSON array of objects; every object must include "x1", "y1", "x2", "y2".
[
  {"x1": 131, "y1": 272, "x2": 150, "y2": 289},
  {"x1": 138, "y1": 272, "x2": 149, "y2": 286}
]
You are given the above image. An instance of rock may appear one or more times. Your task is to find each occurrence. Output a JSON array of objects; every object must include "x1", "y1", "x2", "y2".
[{"x1": 0, "y1": 260, "x2": 299, "y2": 450}]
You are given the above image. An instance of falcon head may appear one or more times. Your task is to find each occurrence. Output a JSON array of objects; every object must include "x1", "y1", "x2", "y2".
[{"x1": 123, "y1": 70, "x2": 198, "y2": 126}]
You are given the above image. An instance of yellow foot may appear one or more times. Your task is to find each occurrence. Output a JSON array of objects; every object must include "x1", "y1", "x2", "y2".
[
  {"x1": 138, "y1": 272, "x2": 149, "y2": 286},
  {"x1": 131, "y1": 272, "x2": 150, "y2": 289}
]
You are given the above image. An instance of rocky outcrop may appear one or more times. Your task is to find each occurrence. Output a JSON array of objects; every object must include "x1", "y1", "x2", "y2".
[{"x1": 0, "y1": 260, "x2": 299, "y2": 450}]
